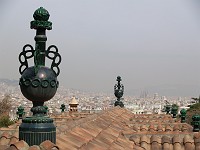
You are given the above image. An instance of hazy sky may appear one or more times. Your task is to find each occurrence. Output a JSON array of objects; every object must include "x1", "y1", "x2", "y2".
[{"x1": 1, "y1": 0, "x2": 200, "y2": 96}]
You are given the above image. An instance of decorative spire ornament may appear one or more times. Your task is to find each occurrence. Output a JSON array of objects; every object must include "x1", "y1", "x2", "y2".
[{"x1": 18, "y1": 7, "x2": 61, "y2": 146}]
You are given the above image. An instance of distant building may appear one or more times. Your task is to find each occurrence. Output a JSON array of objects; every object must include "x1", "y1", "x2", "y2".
[{"x1": 69, "y1": 97, "x2": 79, "y2": 112}]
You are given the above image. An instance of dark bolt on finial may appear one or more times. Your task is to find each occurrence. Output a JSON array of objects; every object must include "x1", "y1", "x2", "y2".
[
  {"x1": 18, "y1": 7, "x2": 61, "y2": 146},
  {"x1": 60, "y1": 104, "x2": 66, "y2": 112},
  {"x1": 114, "y1": 76, "x2": 124, "y2": 108},
  {"x1": 180, "y1": 109, "x2": 187, "y2": 123},
  {"x1": 16, "y1": 106, "x2": 25, "y2": 119},
  {"x1": 192, "y1": 114, "x2": 200, "y2": 132}
]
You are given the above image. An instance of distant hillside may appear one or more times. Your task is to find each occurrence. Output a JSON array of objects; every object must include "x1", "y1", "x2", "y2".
[
  {"x1": 0, "y1": 78, "x2": 18, "y2": 86},
  {"x1": 1, "y1": 78, "x2": 200, "y2": 97}
]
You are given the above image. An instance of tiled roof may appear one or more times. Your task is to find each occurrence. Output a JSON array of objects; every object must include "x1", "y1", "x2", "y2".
[
  {"x1": 0, "y1": 126, "x2": 59, "y2": 150},
  {"x1": 0, "y1": 107, "x2": 197, "y2": 150},
  {"x1": 123, "y1": 123, "x2": 192, "y2": 133},
  {"x1": 130, "y1": 132, "x2": 200, "y2": 150},
  {"x1": 55, "y1": 107, "x2": 197, "y2": 150},
  {"x1": 129, "y1": 114, "x2": 175, "y2": 124},
  {"x1": 56, "y1": 107, "x2": 136, "y2": 150},
  {"x1": 0, "y1": 140, "x2": 59, "y2": 150}
]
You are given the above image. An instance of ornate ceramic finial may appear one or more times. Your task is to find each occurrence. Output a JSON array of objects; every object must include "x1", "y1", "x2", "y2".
[
  {"x1": 114, "y1": 76, "x2": 124, "y2": 107},
  {"x1": 192, "y1": 114, "x2": 200, "y2": 132},
  {"x1": 16, "y1": 106, "x2": 25, "y2": 119},
  {"x1": 171, "y1": 105, "x2": 178, "y2": 118},
  {"x1": 60, "y1": 104, "x2": 66, "y2": 112},
  {"x1": 165, "y1": 105, "x2": 171, "y2": 114},
  {"x1": 18, "y1": 7, "x2": 61, "y2": 146},
  {"x1": 180, "y1": 109, "x2": 187, "y2": 123}
]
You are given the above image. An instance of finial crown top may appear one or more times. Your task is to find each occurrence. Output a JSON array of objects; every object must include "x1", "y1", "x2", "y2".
[
  {"x1": 33, "y1": 7, "x2": 50, "y2": 21},
  {"x1": 116, "y1": 76, "x2": 121, "y2": 82}
]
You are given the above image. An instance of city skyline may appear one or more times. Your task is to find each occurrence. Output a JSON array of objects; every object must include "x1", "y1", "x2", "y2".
[{"x1": 0, "y1": 1, "x2": 200, "y2": 96}]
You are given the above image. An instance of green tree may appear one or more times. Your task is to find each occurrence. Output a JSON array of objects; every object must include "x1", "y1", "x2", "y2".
[
  {"x1": 0, "y1": 115, "x2": 14, "y2": 127},
  {"x1": 0, "y1": 95, "x2": 15, "y2": 127},
  {"x1": 0, "y1": 94, "x2": 11, "y2": 116},
  {"x1": 191, "y1": 96, "x2": 200, "y2": 103}
]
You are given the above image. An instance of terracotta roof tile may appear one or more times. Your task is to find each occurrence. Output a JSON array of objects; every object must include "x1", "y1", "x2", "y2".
[
  {"x1": 129, "y1": 136, "x2": 140, "y2": 146},
  {"x1": 157, "y1": 124, "x2": 163, "y2": 131},
  {"x1": 5, "y1": 146, "x2": 18, "y2": 150},
  {"x1": 0, "y1": 145, "x2": 9, "y2": 150},
  {"x1": 149, "y1": 124, "x2": 155, "y2": 132},
  {"x1": 80, "y1": 141, "x2": 107, "y2": 150},
  {"x1": 132, "y1": 145, "x2": 145, "y2": 150},
  {"x1": 56, "y1": 136, "x2": 77, "y2": 150},
  {"x1": 91, "y1": 137, "x2": 111, "y2": 149},
  {"x1": 140, "y1": 125, "x2": 148, "y2": 132},
  {"x1": 133, "y1": 125, "x2": 139, "y2": 132},
  {"x1": 96, "y1": 131, "x2": 116, "y2": 144},
  {"x1": 162, "y1": 136, "x2": 172, "y2": 150},
  {"x1": 184, "y1": 135, "x2": 195, "y2": 150},
  {"x1": 39, "y1": 140, "x2": 59, "y2": 150},
  {"x1": 181, "y1": 124, "x2": 189, "y2": 132},
  {"x1": 103, "y1": 127, "x2": 120, "y2": 138},
  {"x1": 69, "y1": 127, "x2": 93, "y2": 142},
  {"x1": 109, "y1": 142, "x2": 126, "y2": 150},
  {"x1": 140, "y1": 135, "x2": 150, "y2": 144},
  {"x1": 80, "y1": 123, "x2": 102, "y2": 137},
  {"x1": 9, "y1": 136, "x2": 18, "y2": 145},
  {"x1": 1, "y1": 132, "x2": 10, "y2": 138},
  {"x1": 28, "y1": 145, "x2": 40, "y2": 150},
  {"x1": 151, "y1": 135, "x2": 161, "y2": 144},
  {"x1": 64, "y1": 133, "x2": 87, "y2": 148},
  {"x1": 173, "y1": 124, "x2": 181, "y2": 132},
  {"x1": 165, "y1": 124, "x2": 173, "y2": 132},
  {"x1": 194, "y1": 132, "x2": 200, "y2": 149},
  {"x1": 0, "y1": 132, "x2": 10, "y2": 145},
  {"x1": 10, "y1": 140, "x2": 29, "y2": 150},
  {"x1": 172, "y1": 135, "x2": 182, "y2": 144},
  {"x1": 151, "y1": 135, "x2": 162, "y2": 150},
  {"x1": 162, "y1": 135, "x2": 171, "y2": 144},
  {"x1": 117, "y1": 134, "x2": 134, "y2": 148}
]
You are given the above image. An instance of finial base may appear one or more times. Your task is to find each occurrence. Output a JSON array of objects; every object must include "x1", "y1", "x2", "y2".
[
  {"x1": 19, "y1": 118, "x2": 56, "y2": 146},
  {"x1": 114, "y1": 100, "x2": 124, "y2": 108}
]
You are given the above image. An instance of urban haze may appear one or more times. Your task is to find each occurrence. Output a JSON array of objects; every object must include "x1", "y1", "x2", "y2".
[{"x1": 1, "y1": 0, "x2": 200, "y2": 96}]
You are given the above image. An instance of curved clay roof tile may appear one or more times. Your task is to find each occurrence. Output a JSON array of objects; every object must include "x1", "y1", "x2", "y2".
[
  {"x1": 172, "y1": 135, "x2": 182, "y2": 144},
  {"x1": 10, "y1": 140, "x2": 29, "y2": 150},
  {"x1": 183, "y1": 135, "x2": 194, "y2": 144},
  {"x1": 173, "y1": 124, "x2": 180, "y2": 131},
  {"x1": 162, "y1": 136, "x2": 171, "y2": 144},
  {"x1": 141, "y1": 135, "x2": 150, "y2": 144},
  {"x1": 165, "y1": 125, "x2": 172, "y2": 132},
  {"x1": 151, "y1": 135, "x2": 161, "y2": 144},
  {"x1": 1, "y1": 131, "x2": 10, "y2": 139}
]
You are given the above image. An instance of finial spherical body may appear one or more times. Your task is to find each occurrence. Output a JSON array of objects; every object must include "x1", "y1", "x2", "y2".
[{"x1": 19, "y1": 66, "x2": 58, "y2": 102}]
